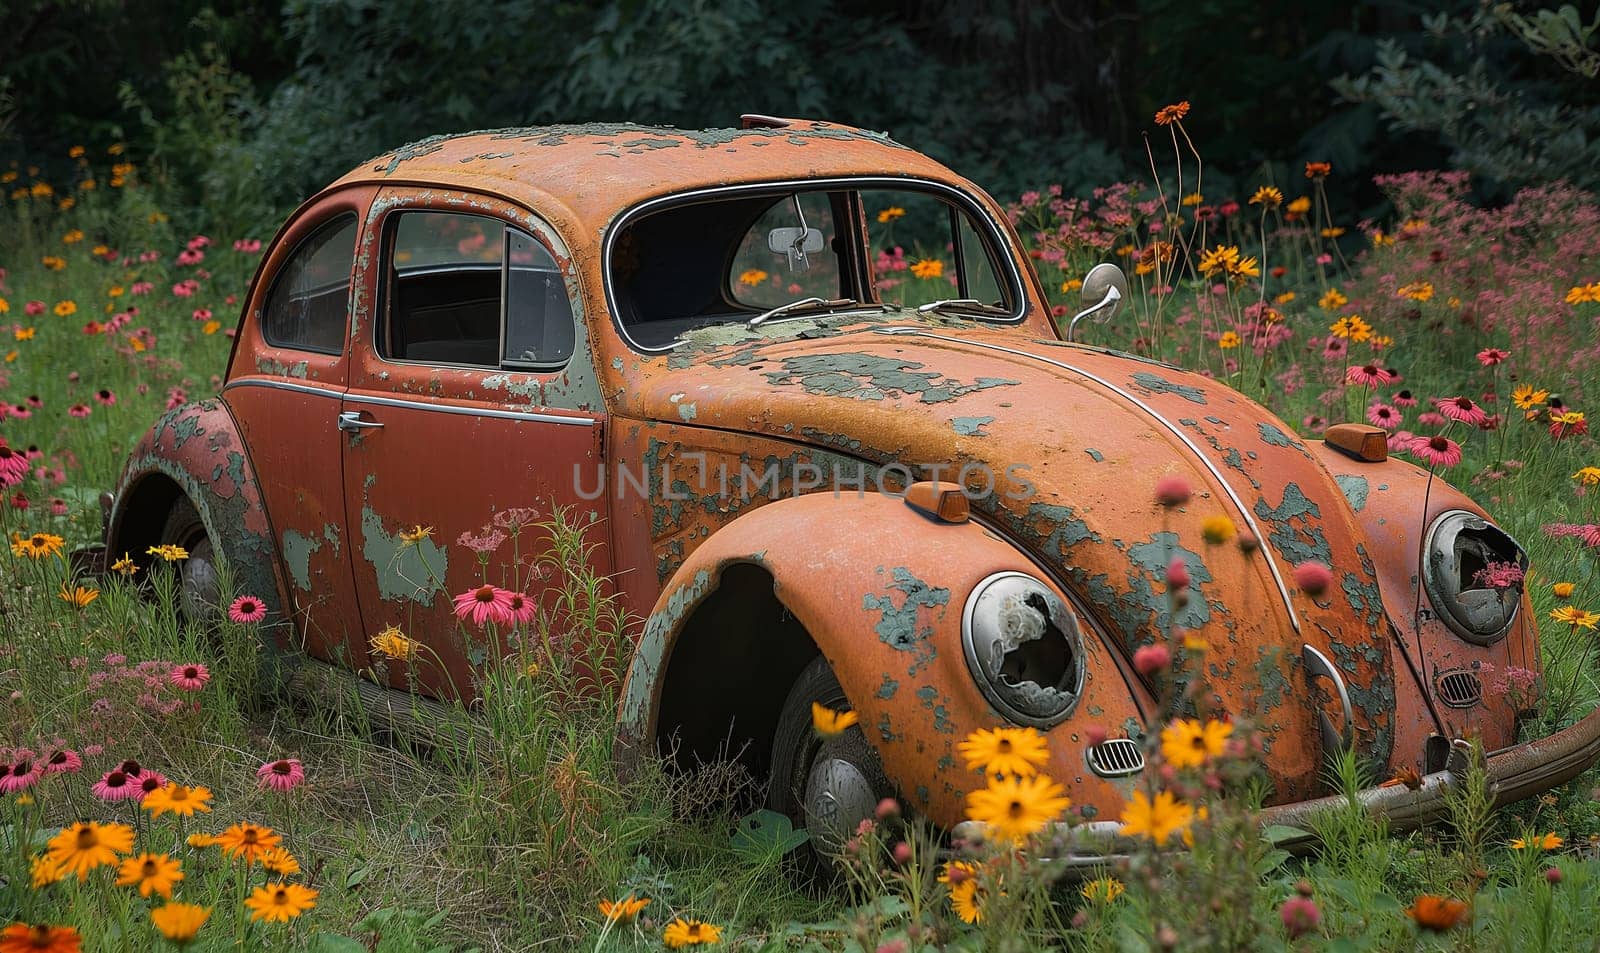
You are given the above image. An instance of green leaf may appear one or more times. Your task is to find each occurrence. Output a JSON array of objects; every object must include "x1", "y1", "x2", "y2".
[
  {"x1": 730, "y1": 809, "x2": 810, "y2": 861},
  {"x1": 1262, "y1": 823, "x2": 1314, "y2": 846}
]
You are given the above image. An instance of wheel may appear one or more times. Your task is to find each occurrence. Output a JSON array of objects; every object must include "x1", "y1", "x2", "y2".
[
  {"x1": 769, "y1": 655, "x2": 892, "y2": 862},
  {"x1": 160, "y1": 497, "x2": 221, "y2": 623}
]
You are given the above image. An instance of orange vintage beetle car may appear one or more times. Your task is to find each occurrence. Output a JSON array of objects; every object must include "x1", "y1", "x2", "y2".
[{"x1": 103, "y1": 117, "x2": 1600, "y2": 859}]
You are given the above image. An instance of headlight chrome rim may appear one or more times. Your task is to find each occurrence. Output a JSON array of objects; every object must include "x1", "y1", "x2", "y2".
[
  {"x1": 960, "y1": 571, "x2": 1086, "y2": 729},
  {"x1": 1422, "y1": 509, "x2": 1525, "y2": 646}
]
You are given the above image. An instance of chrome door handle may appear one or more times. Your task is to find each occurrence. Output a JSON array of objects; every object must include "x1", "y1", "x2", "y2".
[{"x1": 338, "y1": 411, "x2": 384, "y2": 432}]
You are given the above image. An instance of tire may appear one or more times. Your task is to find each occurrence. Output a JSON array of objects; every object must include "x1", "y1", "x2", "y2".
[
  {"x1": 160, "y1": 497, "x2": 221, "y2": 623},
  {"x1": 768, "y1": 655, "x2": 892, "y2": 864}
]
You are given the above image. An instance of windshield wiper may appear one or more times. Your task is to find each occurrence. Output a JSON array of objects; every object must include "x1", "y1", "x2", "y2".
[
  {"x1": 916, "y1": 298, "x2": 1010, "y2": 317},
  {"x1": 748, "y1": 296, "x2": 861, "y2": 327}
]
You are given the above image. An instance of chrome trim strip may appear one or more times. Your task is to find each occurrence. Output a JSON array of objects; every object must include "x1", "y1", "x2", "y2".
[
  {"x1": 223, "y1": 378, "x2": 597, "y2": 427},
  {"x1": 1302, "y1": 643, "x2": 1355, "y2": 749},
  {"x1": 602, "y1": 176, "x2": 1030, "y2": 355},
  {"x1": 888, "y1": 331, "x2": 1302, "y2": 633}
]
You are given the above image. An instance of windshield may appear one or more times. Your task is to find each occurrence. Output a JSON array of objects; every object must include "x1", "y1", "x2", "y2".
[{"x1": 608, "y1": 182, "x2": 1019, "y2": 350}]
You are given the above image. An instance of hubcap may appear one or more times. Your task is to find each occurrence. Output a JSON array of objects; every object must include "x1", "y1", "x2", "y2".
[
  {"x1": 803, "y1": 752, "x2": 878, "y2": 856},
  {"x1": 180, "y1": 537, "x2": 220, "y2": 621}
]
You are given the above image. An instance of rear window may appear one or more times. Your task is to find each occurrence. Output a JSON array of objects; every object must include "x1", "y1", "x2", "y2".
[{"x1": 262, "y1": 214, "x2": 357, "y2": 354}]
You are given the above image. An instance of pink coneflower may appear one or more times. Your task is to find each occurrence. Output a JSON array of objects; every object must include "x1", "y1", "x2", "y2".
[
  {"x1": 228, "y1": 595, "x2": 267, "y2": 624},
  {"x1": 1476, "y1": 348, "x2": 1510, "y2": 367},
  {"x1": 171, "y1": 282, "x2": 194, "y2": 298},
  {"x1": 175, "y1": 248, "x2": 204, "y2": 266},
  {"x1": 1392, "y1": 389, "x2": 1418, "y2": 407},
  {"x1": 93, "y1": 389, "x2": 116, "y2": 406},
  {"x1": 1303, "y1": 414, "x2": 1326, "y2": 434},
  {"x1": 1544, "y1": 523, "x2": 1600, "y2": 548},
  {"x1": 1165, "y1": 557, "x2": 1190, "y2": 589},
  {"x1": 257, "y1": 758, "x2": 305, "y2": 792},
  {"x1": 170, "y1": 663, "x2": 210, "y2": 692},
  {"x1": 49, "y1": 497, "x2": 67, "y2": 516},
  {"x1": 25, "y1": 395, "x2": 42, "y2": 408},
  {"x1": 1293, "y1": 562, "x2": 1333, "y2": 596},
  {"x1": 43, "y1": 748, "x2": 81, "y2": 774},
  {"x1": 1154, "y1": 474, "x2": 1192, "y2": 507},
  {"x1": 233, "y1": 238, "x2": 261, "y2": 253},
  {"x1": 0, "y1": 756, "x2": 40, "y2": 793},
  {"x1": 1367, "y1": 403, "x2": 1401, "y2": 430},
  {"x1": 504, "y1": 591, "x2": 536, "y2": 626},
  {"x1": 9, "y1": 405, "x2": 29, "y2": 420},
  {"x1": 1413, "y1": 434, "x2": 1463, "y2": 468},
  {"x1": 24, "y1": 300, "x2": 44, "y2": 316},
  {"x1": 0, "y1": 445, "x2": 26, "y2": 484},
  {"x1": 453, "y1": 584, "x2": 513, "y2": 626},
  {"x1": 136, "y1": 771, "x2": 169, "y2": 799},
  {"x1": 1345, "y1": 363, "x2": 1395, "y2": 387},
  {"x1": 1321, "y1": 337, "x2": 1346, "y2": 360},
  {"x1": 187, "y1": 235, "x2": 211, "y2": 250},
  {"x1": 1417, "y1": 411, "x2": 1447, "y2": 428},
  {"x1": 1435, "y1": 396, "x2": 1487, "y2": 427},
  {"x1": 119, "y1": 759, "x2": 143, "y2": 778},
  {"x1": 92, "y1": 769, "x2": 140, "y2": 801},
  {"x1": 192, "y1": 308, "x2": 212, "y2": 322},
  {"x1": 1133, "y1": 644, "x2": 1170, "y2": 675}
]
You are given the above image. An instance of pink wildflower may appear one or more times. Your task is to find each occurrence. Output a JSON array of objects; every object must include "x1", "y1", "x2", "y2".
[
  {"x1": 1476, "y1": 348, "x2": 1510, "y2": 366},
  {"x1": 1345, "y1": 363, "x2": 1395, "y2": 387},
  {"x1": 1133, "y1": 644, "x2": 1171, "y2": 676},
  {"x1": 227, "y1": 595, "x2": 267, "y2": 624},
  {"x1": 1293, "y1": 562, "x2": 1333, "y2": 596},
  {"x1": 1281, "y1": 896, "x2": 1321, "y2": 939},
  {"x1": 1544, "y1": 523, "x2": 1600, "y2": 548},
  {"x1": 504, "y1": 591, "x2": 536, "y2": 626},
  {"x1": 24, "y1": 300, "x2": 44, "y2": 316},
  {"x1": 0, "y1": 756, "x2": 40, "y2": 793},
  {"x1": 1413, "y1": 434, "x2": 1463, "y2": 468},
  {"x1": 1154, "y1": 474, "x2": 1192, "y2": 507},
  {"x1": 1435, "y1": 396, "x2": 1488, "y2": 427},
  {"x1": 1367, "y1": 403, "x2": 1400, "y2": 430},
  {"x1": 92, "y1": 769, "x2": 140, "y2": 802},
  {"x1": 452, "y1": 584, "x2": 513, "y2": 626},
  {"x1": 1165, "y1": 557, "x2": 1190, "y2": 590},
  {"x1": 1471, "y1": 561, "x2": 1524, "y2": 591},
  {"x1": 257, "y1": 758, "x2": 305, "y2": 792},
  {"x1": 1392, "y1": 389, "x2": 1417, "y2": 407},
  {"x1": 170, "y1": 663, "x2": 210, "y2": 692},
  {"x1": 43, "y1": 748, "x2": 81, "y2": 774}
]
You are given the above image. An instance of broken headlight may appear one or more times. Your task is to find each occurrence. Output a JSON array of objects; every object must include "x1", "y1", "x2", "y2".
[
  {"x1": 960, "y1": 572, "x2": 1085, "y2": 728},
  {"x1": 1422, "y1": 510, "x2": 1526, "y2": 646}
]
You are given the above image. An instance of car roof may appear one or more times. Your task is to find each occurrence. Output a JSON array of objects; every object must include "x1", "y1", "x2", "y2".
[{"x1": 325, "y1": 119, "x2": 980, "y2": 238}]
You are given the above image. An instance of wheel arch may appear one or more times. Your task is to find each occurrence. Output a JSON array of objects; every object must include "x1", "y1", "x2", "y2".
[
  {"x1": 109, "y1": 400, "x2": 294, "y2": 660},
  {"x1": 614, "y1": 491, "x2": 1113, "y2": 824}
]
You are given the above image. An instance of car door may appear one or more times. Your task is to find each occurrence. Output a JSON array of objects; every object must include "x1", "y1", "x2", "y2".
[
  {"x1": 223, "y1": 187, "x2": 375, "y2": 671},
  {"x1": 341, "y1": 186, "x2": 609, "y2": 700}
]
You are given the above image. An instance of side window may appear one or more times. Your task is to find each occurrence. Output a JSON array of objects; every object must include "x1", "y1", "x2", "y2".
[
  {"x1": 381, "y1": 211, "x2": 575, "y2": 370},
  {"x1": 504, "y1": 231, "x2": 575, "y2": 368},
  {"x1": 262, "y1": 214, "x2": 357, "y2": 354},
  {"x1": 383, "y1": 212, "x2": 505, "y2": 367}
]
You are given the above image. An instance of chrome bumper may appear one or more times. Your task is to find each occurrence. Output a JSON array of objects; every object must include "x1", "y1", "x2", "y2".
[{"x1": 954, "y1": 705, "x2": 1600, "y2": 869}]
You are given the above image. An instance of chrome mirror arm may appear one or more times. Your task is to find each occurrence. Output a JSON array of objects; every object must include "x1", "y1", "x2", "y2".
[{"x1": 1066, "y1": 284, "x2": 1121, "y2": 343}]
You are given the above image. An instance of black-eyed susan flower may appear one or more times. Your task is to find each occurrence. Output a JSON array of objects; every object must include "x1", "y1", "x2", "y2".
[
  {"x1": 11, "y1": 532, "x2": 64, "y2": 560},
  {"x1": 1159, "y1": 718, "x2": 1232, "y2": 769},
  {"x1": 598, "y1": 895, "x2": 649, "y2": 923},
  {"x1": 962, "y1": 773, "x2": 1070, "y2": 843},
  {"x1": 662, "y1": 918, "x2": 721, "y2": 948},
  {"x1": 45, "y1": 821, "x2": 135, "y2": 880},
  {"x1": 1249, "y1": 186, "x2": 1283, "y2": 208},
  {"x1": 114, "y1": 852, "x2": 183, "y2": 899},
  {"x1": 244, "y1": 882, "x2": 318, "y2": 923},
  {"x1": 214, "y1": 822, "x2": 281, "y2": 864},
  {"x1": 1118, "y1": 790, "x2": 1195, "y2": 845},
  {"x1": 369, "y1": 625, "x2": 418, "y2": 662},
  {"x1": 146, "y1": 544, "x2": 188, "y2": 562},
  {"x1": 956, "y1": 726, "x2": 1048, "y2": 778},
  {"x1": 0, "y1": 923, "x2": 82, "y2": 953},
  {"x1": 149, "y1": 903, "x2": 210, "y2": 945},
  {"x1": 57, "y1": 584, "x2": 98, "y2": 610},
  {"x1": 810, "y1": 703, "x2": 858, "y2": 737},
  {"x1": 1550, "y1": 606, "x2": 1600, "y2": 630},
  {"x1": 1081, "y1": 877, "x2": 1125, "y2": 903},
  {"x1": 1510, "y1": 832, "x2": 1563, "y2": 851},
  {"x1": 259, "y1": 848, "x2": 300, "y2": 876},
  {"x1": 143, "y1": 783, "x2": 212, "y2": 819}
]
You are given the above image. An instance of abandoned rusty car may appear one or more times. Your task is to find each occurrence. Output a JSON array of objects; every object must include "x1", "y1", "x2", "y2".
[{"x1": 101, "y1": 118, "x2": 1600, "y2": 859}]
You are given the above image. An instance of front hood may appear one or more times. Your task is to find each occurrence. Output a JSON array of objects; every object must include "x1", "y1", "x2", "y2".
[{"x1": 627, "y1": 324, "x2": 1397, "y2": 795}]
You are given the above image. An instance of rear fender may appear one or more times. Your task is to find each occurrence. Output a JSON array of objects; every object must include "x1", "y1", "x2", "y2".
[
  {"x1": 616, "y1": 491, "x2": 1148, "y2": 825},
  {"x1": 109, "y1": 399, "x2": 292, "y2": 663}
]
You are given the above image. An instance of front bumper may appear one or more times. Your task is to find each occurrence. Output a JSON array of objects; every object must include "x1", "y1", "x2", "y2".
[{"x1": 954, "y1": 705, "x2": 1600, "y2": 868}]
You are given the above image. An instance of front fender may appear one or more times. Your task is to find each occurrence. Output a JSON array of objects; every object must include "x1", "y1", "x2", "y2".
[
  {"x1": 110, "y1": 399, "x2": 293, "y2": 662},
  {"x1": 616, "y1": 491, "x2": 1148, "y2": 826}
]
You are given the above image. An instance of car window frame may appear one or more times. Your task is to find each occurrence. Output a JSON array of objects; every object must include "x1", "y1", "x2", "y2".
[
  {"x1": 259, "y1": 211, "x2": 360, "y2": 356},
  {"x1": 603, "y1": 176, "x2": 1028, "y2": 355},
  {"x1": 372, "y1": 209, "x2": 576, "y2": 373}
]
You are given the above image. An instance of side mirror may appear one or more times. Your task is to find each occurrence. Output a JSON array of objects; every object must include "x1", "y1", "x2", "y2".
[
  {"x1": 1066, "y1": 262, "x2": 1128, "y2": 342},
  {"x1": 768, "y1": 226, "x2": 824, "y2": 273}
]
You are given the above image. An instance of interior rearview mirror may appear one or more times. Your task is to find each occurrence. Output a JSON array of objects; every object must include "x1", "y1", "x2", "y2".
[{"x1": 768, "y1": 226, "x2": 824, "y2": 273}]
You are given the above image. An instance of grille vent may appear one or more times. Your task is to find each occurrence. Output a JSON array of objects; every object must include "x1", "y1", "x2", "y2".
[
  {"x1": 1436, "y1": 669, "x2": 1483, "y2": 709},
  {"x1": 1086, "y1": 738, "x2": 1145, "y2": 778}
]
